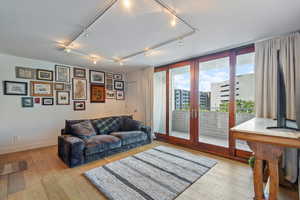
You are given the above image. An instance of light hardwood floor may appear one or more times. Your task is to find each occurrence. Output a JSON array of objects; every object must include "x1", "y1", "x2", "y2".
[{"x1": 0, "y1": 141, "x2": 298, "y2": 200}]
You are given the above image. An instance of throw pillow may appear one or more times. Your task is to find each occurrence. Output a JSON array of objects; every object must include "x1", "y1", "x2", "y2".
[
  {"x1": 121, "y1": 117, "x2": 142, "y2": 131},
  {"x1": 70, "y1": 120, "x2": 97, "y2": 140},
  {"x1": 92, "y1": 117, "x2": 122, "y2": 135}
]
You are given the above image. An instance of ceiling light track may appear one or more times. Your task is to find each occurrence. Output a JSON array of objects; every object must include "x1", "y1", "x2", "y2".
[{"x1": 59, "y1": 0, "x2": 197, "y2": 65}]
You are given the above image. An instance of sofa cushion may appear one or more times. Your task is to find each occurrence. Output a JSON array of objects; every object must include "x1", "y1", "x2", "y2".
[
  {"x1": 120, "y1": 117, "x2": 142, "y2": 131},
  {"x1": 92, "y1": 117, "x2": 122, "y2": 135},
  {"x1": 110, "y1": 131, "x2": 147, "y2": 145},
  {"x1": 84, "y1": 135, "x2": 121, "y2": 155},
  {"x1": 69, "y1": 120, "x2": 97, "y2": 140}
]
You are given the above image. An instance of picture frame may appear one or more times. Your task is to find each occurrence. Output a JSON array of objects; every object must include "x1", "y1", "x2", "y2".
[
  {"x1": 74, "y1": 101, "x2": 86, "y2": 111},
  {"x1": 22, "y1": 97, "x2": 34, "y2": 108},
  {"x1": 106, "y1": 84, "x2": 113, "y2": 91},
  {"x1": 106, "y1": 73, "x2": 113, "y2": 79},
  {"x1": 56, "y1": 91, "x2": 70, "y2": 105},
  {"x1": 42, "y1": 98, "x2": 54, "y2": 105},
  {"x1": 55, "y1": 65, "x2": 70, "y2": 83},
  {"x1": 30, "y1": 81, "x2": 53, "y2": 96},
  {"x1": 89, "y1": 70, "x2": 105, "y2": 84},
  {"x1": 116, "y1": 91, "x2": 125, "y2": 100},
  {"x1": 90, "y1": 84, "x2": 105, "y2": 103},
  {"x1": 15, "y1": 66, "x2": 36, "y2": 79},
  {"x1": 72, "y1": 78, "x2": 87, "y2": 100},
  {"x1": 114, "y1": 80, "x2": 124, "y2": 91},
  {"x1": 106, "y1": 90, "x2": 116, "y2": 99},
  {"x1": 113, "y1": 73, "x2": 122, "y2": 80},
  {"x1": 65, "y1": 84, "x2": 71, "y2": 91},
  {"x1": 54, "y1": 83, "x2": 64, "y2": 90},
  {"x1": 37, "y1": 69, "x2": 53, "y2": 81},
  {"x1": 34, "y1": 98, "x2": 40, "y2": 104},
  {"x1": 3, "y1": 81, "x2": 28, "y2": 95},
  {"x1": 73, "y1": 68, "x2": 86, "y2": 78}
]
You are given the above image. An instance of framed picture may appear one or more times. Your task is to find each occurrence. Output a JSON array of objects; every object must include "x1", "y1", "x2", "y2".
[
  {"x1": 114, "y1": 80, "x2": 124, "y2": 91},
  {"x1": 37, "y1": 69, "x2": 53, "y2": 81},
  {"x1": 34, "y1": 98, "x2": 40, "y2": 104},
  {"x1": 116, "y1": 91, "x2": 125, "y2": 100},
  {"x1": 106, "y1": 84, "x2": 113, "y2": 91},
  {"x1": 106, "y1": 73, "x2": 113, "y2": 79},
  {"x1": 15, "y1": 66, "x2": 36, "y2": 79},
  {"x1": 106, "y1": 90, "x2": 116, "y2": 99},
  {"x1": 3, "y1": 81, "x2": 28, "y2": 95},
  {"x1": 55, "y1": 83, "x2": 64, "y2": 90},
  {"x1": 113, "y1": 73, "x2": 122, "y2": 80},
  {"x1": 65, "y1": 84, "x2": 71, "y2": 91},
  {"x1": 56, "y1": 91, "x2": 70, "y2": 105},
  {"x1": 74, "y1": 101, "x2": 86, "y2": 111},
  {"x1": 22, "y1": 97, "x2": 34, "y2": 108},
  {"x1": 42, "y1": 98, "x2": 54, "y2": 105},
  {"x1": 31, "y1": 81, "x2": 53, "y2": 96},
  {"x1": 72, "y1": 78, "x2": 87, "y2": 100},
  {"x1": 90, "y1": 70, "x2": 105, "y2": 84},
  {"x1": 90, "y1": 84, "x2": 105, "y2": 103},
  {"x1": 73, "y1": 68, "x2": 86, "y2": 78},
  {"x1": 55, "y1": 65, "x2": 70, "y2": 83}
]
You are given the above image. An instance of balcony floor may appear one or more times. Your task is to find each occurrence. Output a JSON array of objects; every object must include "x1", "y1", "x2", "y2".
[{"x1": 170, "y1": 131, "x2": 251, "y2": 152}]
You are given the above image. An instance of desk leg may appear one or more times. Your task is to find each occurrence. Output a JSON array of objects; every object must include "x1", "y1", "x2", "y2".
[
  {"x1": 248, "y1": 142, "x2": 283, "y2": 200},
  {"x1": 253, "y1": 158, "x2": 265, "y2": 200},
  {"x1": 268, "y1": 160, "x2": 279, "y2": 200}
]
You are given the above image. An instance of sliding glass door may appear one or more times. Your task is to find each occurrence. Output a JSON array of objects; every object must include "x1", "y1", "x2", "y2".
[
  {"x1": 198, "y1": 57, "x2": 230, "y2": 148},
  {"x1": 153, "y1": 45, "x2": 255, "y2": 160},
  {"x1": 169, "y1": 63, "x2": 192, "y2": 140}
]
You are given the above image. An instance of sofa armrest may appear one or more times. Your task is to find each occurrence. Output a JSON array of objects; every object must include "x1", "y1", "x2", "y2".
[
  {"x1": 141, "y1": 125, "x2": 152, "y2": 143},
  {"x1": 58, "y1": 135, "x2": 85, "y2": 167}
]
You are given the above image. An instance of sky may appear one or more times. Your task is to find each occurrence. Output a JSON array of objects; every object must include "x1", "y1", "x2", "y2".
[{"x1": 173, "y1": 63, "x2": 254, "y2": 91}]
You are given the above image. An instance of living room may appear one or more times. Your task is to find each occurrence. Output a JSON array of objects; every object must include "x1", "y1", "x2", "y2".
[{"x1": 1, "y1": 0, "x2": 300, "y2": 200}]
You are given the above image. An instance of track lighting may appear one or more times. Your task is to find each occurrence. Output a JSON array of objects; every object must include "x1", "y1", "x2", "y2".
[
  {"x1": 64, "y1": 48, "x2": 71, "y2": 53},
  {"x1": 170, "y1": 16, "x2": 176, "y2": 27},
  {"x1": 123, "y1": 0, "x2": 131, "y2": 9}
]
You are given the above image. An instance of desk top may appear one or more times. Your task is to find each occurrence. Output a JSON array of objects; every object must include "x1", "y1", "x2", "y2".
[{"x1": 231, "y1": 118, "x2": 300, "y2": 139}]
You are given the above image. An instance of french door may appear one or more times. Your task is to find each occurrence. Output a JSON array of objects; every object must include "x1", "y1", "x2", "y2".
[{"x1": 154, "y1": 45, "x2": 255, "y2": 160}]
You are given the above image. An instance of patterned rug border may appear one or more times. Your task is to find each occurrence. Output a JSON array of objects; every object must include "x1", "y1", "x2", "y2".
[{"x1": 84, "y1": 146, "x2": 217, "y2": 200}]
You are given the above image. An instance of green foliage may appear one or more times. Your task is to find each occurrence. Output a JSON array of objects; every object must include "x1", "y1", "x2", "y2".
[{"x1": 217, "y1": 99, "x2": 254, "y2": 113}]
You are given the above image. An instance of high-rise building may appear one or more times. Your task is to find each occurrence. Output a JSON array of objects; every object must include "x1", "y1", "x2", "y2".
[
  {"x1": 210, "y1": 73, "x2": 254, "y2": 111},
  {"x1": 174, "y1": 89, "x2": 211, "y2": 110}
]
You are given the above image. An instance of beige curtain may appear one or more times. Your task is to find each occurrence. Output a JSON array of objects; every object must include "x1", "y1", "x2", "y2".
[
  {"x1": 255, "y1": 32, "x2": 300, "y2": 120},
  {"x1": 141, "y1": 67, "x2": 154, "y2": 128},
  {"x1": 255, "y1": 32, "x2": 300, "y2": 184}
]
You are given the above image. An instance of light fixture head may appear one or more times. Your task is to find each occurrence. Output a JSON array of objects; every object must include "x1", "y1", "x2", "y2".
[
  {"x1": 170, "y1": 17, "x2": 176, "y2": 27},
  {"x1": 119, "y1": 62, "x2": 124, "y2": 66},
  {"x1": 64, "y1": 48, "x2": 71, "y2": 53},
  {"x1": 122, "y1": 0, "x2": 131, "y2": 9},
  {"x1": 93, "y1": 60, "x2": 97, "y2": 65}
]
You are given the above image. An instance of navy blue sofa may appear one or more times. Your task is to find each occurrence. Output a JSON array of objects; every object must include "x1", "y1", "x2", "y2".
[{"x1": 58, "y1": 115, "x2": 152, "y2": 167}]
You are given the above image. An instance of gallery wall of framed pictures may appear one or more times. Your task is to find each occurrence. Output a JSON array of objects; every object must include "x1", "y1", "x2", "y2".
[{"x1": 3, "y1": 64, "x2": 126, "y2": 110}]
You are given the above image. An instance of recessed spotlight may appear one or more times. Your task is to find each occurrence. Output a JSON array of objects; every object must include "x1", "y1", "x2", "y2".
[
  {"x1": 119, "y1": 62, "x2": 124, "y2": 66},
  {"x1": 123, "y1": 0, "x2": 131, "y2": 9},
  {"x1": 93, "y1": 60, "x2": 97, "y2": 65}
]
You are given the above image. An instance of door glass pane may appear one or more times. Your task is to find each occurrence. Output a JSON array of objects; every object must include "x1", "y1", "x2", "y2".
[
  {"x1": 153, "y1": 71, "x2": 167, "y2": 134},
  {"x1": 169, "y1": 65, "x2": 191, "y2": 139},
  {"x1": 198, "y1": 57, "x2": 230, "y2": 147},
  {"x1": 235, "y1": 52, "x2": 255, "y2": 151}
]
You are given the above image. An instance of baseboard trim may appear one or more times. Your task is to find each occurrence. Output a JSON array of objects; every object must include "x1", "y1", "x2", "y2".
[{"x1": 0, "y1": 139, "x2": 57, "y2": 155}]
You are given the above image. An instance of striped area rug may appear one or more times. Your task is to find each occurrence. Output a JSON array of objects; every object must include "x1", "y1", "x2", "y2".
[{"x1": 84, "y1": 146, "x2": 217, "y2": 200}]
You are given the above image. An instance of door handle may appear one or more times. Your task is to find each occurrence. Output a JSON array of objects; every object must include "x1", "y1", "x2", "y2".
[{"x1": 194, "y1": 109, "x2": 198, "y2": 119}]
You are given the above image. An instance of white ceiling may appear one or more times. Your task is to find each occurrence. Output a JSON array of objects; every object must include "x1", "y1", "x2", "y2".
[{"x1": 1, "y1": 0, "x2": 300, "y2": 72}]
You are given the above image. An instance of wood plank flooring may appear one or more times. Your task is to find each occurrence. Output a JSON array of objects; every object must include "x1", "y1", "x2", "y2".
[{"x1": 0, "y1": 141, "x2": 298, "y2": 200}]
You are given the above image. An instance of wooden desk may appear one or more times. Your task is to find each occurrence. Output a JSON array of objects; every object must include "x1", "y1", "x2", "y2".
[{"x1": 231, "y1": 118, "x2": 300, "y2": 200}]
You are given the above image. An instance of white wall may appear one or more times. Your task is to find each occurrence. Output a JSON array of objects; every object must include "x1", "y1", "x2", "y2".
[
  {"x1": 0, "y1": 53, "x2": 128, "y2": 154},
  {"x1": 125, "y1": 70, "x2": 145, "y2": 122}
]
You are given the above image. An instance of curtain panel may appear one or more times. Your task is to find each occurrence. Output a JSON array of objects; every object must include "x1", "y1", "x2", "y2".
[{"x1": 255, "y1": 32, "x2": 300, "y2": 184}]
